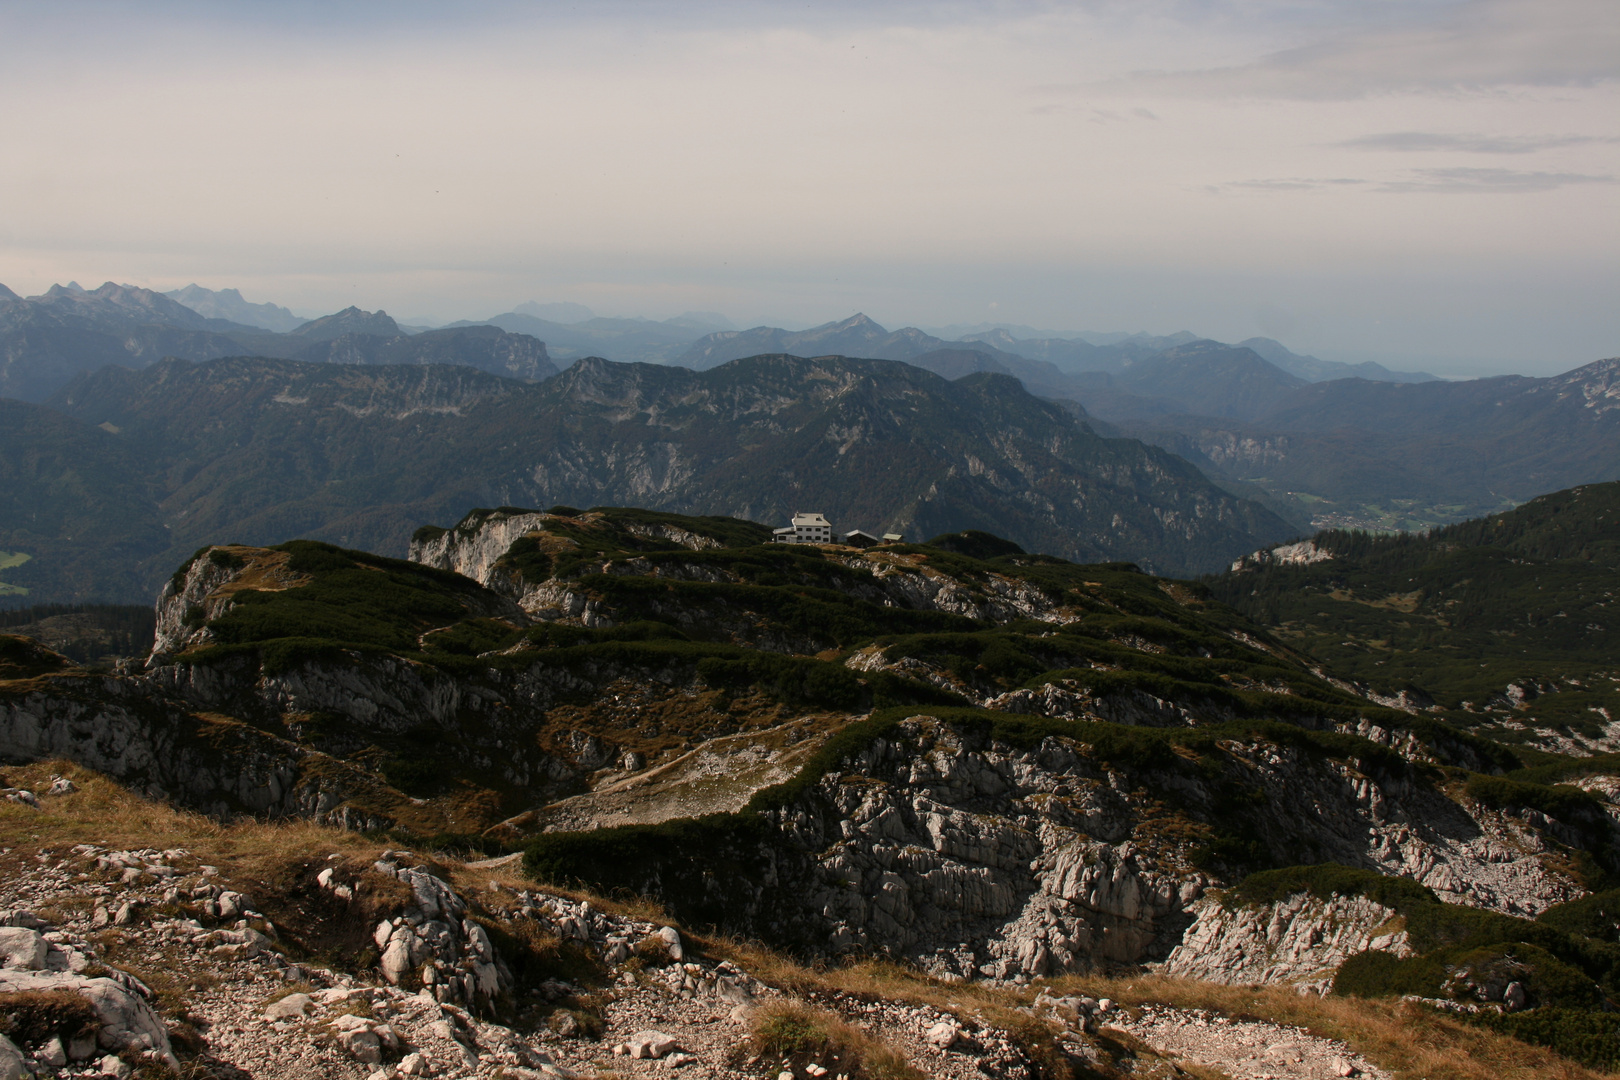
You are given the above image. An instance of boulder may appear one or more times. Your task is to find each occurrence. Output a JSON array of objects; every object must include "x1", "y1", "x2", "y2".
[
  {"x1": 82, "y1": 977, "x2": 172, "y2": 1056},
  {"x1": 39, "y1": 1035, "x2": 68, "y2": 1067},
  {"x1": 264, "y1": 992, "x2": 314, "y2": 1020},
  {"x1": 0, "y1": 1034, "x2": 26, "y2": 1080},
  {"x1": 380, "y1": 935, "x2": 416, "y2": 984},
  {"x1": 0, "y1": 927, "x2": 47, "y2": 970},
  {"x1": 1504, "y1": 980, "x2": 1528, "y2": 1011},
  {"x1": 342, "y1": 1030, "x2": 382, "y2": 1063}
]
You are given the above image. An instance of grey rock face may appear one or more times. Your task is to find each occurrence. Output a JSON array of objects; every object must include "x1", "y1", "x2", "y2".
[
  {"x1": 1163, "y1": 893, "x2": 1413, "y2": 988},
  {"x1": 409, "y1": 508, "x2": 731, "y2": 623},
  {"x1": 762, "y1": 716, "x2": 1575, "y2": 980},
  {"x1": 410, "y1": 510, "x2": 552, "y2": 592},
  {"x1": 414, "y1": 508, "x2": 1088, "y2": 642},
  {"x1": 151, "y1": 549, "x2": 255, "y2": 658}
]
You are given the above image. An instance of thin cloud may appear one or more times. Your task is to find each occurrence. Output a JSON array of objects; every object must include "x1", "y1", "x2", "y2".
[
  {"x1": 1213, "y1": 169, "x2": 1616, "y2": 194},
  {"x1": 1070, "y1": 0, "x2": 1620, "y2": 101},
  {"x1": 1222, "y1": 178, "x2": 1369, "y2": 192},
  {"x1": 1340, "y1": 132, "x2": 1617, "y2": 154},
  {"x1": 1378, "y1": 167, "x2": 1620, "y2": 193}
]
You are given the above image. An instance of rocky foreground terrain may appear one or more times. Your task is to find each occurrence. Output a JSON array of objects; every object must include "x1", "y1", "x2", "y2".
[
  {"x1": 0, "y1": 761, "x2": 1534, "y2": 1080},
  {"x1": 6, "y1": 506, "x2": 1620, "y2": 1077}
]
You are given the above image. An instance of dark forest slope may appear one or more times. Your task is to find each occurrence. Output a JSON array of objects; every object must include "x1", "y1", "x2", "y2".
[
  {"x1": 1, "y1": 354, "x2": 1293, "y2": 603},
  {"x1": 1211, "y1": 483, "x2": 1620, "y2": 749}
]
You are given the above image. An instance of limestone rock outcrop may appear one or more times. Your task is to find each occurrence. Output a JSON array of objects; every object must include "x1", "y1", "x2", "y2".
[
  {"x1": 343, "y1": 853, "x2": 515, "y2": 1007},
  {"x1": 1163, "y1": 892, "x2": 1413, "y2": 988},
  {"x1": 0, "y1": 914, "x2": 175, "y2": 1069},
  {"x1": 409, "y1": 510, "x2": 552, "y2": 593},
  {"x1": 795, "y1": 717, "x2": 1574, "y2": 978}
]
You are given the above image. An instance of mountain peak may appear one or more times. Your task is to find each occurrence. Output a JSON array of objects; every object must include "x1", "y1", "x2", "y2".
[
  {"x1": 291, "y1": 306, "x2": 401, "y2": 342},
  {"x1": 831, "y1": 312, "x2": 885, "y2": 332}
]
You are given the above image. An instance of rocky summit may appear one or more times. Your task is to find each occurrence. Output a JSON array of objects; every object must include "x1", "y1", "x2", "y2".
[{"x1": 2, "y1": 504, "x2": 1620, "y2": 1079}]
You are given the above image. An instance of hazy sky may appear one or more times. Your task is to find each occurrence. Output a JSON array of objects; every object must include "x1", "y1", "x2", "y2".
[{"x1": 1, "y1": 0, "x2": 1616, "y2": 375}]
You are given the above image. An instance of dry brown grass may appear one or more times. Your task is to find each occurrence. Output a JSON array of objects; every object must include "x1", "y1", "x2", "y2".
[
  {"x1": 1047, "y1": 974, "x2": 1618, "y2": 1080},
  {"x1": 0, "y1": 989, "x2": 99, "y2": 1045},
  {"x1": 695, "y1": 941, "x2": 1616, "y2": 1080},
  {"x1": 0, "y1": 759, "x2": 383, "y2": 870},
  {"x1": 699, "y1": 945, "x2": 1085, "y2": 1078},
  {"x1": 749, "y1": 998, "x2": 924, "y2": 1080},
  {"x1": 0, "y1": 760, "x2": 427, "y2": 975}
]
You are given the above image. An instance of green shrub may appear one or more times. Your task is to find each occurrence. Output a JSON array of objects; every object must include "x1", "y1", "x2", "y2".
[
  {"x1": 1234, "y1": 863, "x2": 1437, "y2": 909},
  {"x1": 422, "y1": 619, "x2": 525, "y2": 657},
  {"x1": 380, "y1": 756, "x2": 443, "y2": 798},
  {"x1": 1537, "y1": 888, "x2": 1620, "y2": 942},
  {"x1": 1334, "y1": 950, "x2": 1450, "y2": 998},
  {"x1": 1484, "y1": 1008, "x2": 1620, "y2": 1070},
  {"x1": 925, "y1": 530, "x2": 1026, "y2": 559},
  {"x1": 1464, "y1": 774, "x2": 1602, "y2": 823}
]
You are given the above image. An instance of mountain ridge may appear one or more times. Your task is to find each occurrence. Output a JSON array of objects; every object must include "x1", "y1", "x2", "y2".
[
  {"x1": 165, "y1": 283, "x2": 306, "y2": 332},
  {"x1": 0, "y1": 286, "x2": 558, "y2": 401},
  {"x1": 0, "y1": 352, "x2": 1295, "y2": 602}
]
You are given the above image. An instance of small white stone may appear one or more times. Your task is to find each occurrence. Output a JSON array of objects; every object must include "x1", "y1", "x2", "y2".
[
  {"x1": 39, "y1": 1035, "x2": 68, "y2": 1067},
  {"x1": 264, "y1": 993, "x2": 314, "y2": 1020}
]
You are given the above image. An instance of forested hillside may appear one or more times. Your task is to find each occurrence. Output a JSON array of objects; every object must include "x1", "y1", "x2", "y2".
[
  {"x1": 1211, "y1": 483, "x2": 1620, "y2": 750},
  {"x1": 0, "y1": 354, "x2": 1294, "y2": 603}
]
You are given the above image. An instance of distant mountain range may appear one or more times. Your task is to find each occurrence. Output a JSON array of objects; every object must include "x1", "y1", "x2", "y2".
[
  {"x1": 0, "y1": 353, "x2": 1295, "y2": 603},
  {"x1": 0, "y1": 282, "x2": 556, "y2": 400},
  {"x1": 0, "y1": 279, "x2": 1437, "y2": 407},
  {"x1": 677, "y1": 314, "x2": 1435, "y2": 422},
  {"x1": 513, "y1": 299, "x2": 597, "y2": 323},
  {"x1": 446, "y1": 310, "x2": 736, "y2": 364},
  {"x1": 673, "y1": 314, "x2": 1620, "y2": 531},
  {"x1": 164, "y1": 284, "x2": 306, "y2": 332},
  {"x1": 4, "y1": 281, "x2": 1614, "y2": 555}
]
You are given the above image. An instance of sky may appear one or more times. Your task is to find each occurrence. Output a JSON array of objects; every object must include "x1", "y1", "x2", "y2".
[{"x1": 0, "y1": 0, "x2": 1616, "y2": 377}]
